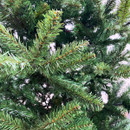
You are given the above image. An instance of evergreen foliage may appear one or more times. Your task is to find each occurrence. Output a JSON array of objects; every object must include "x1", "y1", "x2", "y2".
[
  {"x1": 0, "y1": 0, "x2": 130, "y2": 129},
  {"x1": 118, "y1": 0, "x2": 130, "y2": 26},
  {"x1": 0, "y1": 112, "x2": 25, "y2": 130}
]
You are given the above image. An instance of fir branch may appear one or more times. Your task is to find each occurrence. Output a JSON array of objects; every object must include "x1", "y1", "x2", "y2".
[
  {"x1": 43, "y1": 41, "x2": 89, "y2": 66},
  {"x1": 62, "y1": 0, "x2": 82, "y2": 8},
  {"x1": 94, "y1": 62, "x2": 111, "y2": 76},
  {"x1": 42, "y1": 52, "x2": 96, "y2": 76},
  {"x1": 31, "y1": 10, "x2": 63, "y2": 59},
  {"x1": 0, "y1": 100, "x2": 35, "y2": 122},
  {"x1": 0, "y1": 24, "x2": 29, "y2": 56},
  {"x1": 0, "y1": 112, "x2": 24, "y2": 130},
  {"x1": 104, "y1": 0, "x2": 116, "y2": 14},
  {"x1": 114, "y1": 65, "x2": 130, "y2": 78},
  {"x1": 67, "y1": 115, "x2": 96, "y2": 130},
  {"x1": 93, "y1": 0, "x2": 102, "y2": 16},
  {"x1": 62, "y1": 52, "x2": 96, "y2": 70},
  {"x1": 41, "y1": 41, "x2": 92, "y2": 75},
  {"x1": 118, "y1": 0, "x2": 130, "y2": 26},
  {"x1": 35, "y1": 101, "x2": 81, "y2": 130},
  {"x1": 113, "y1": 119, "x2": 130, "y2": 130},
  {"x1": 35, "y1": 2, "x2": 50, "y2": 19},
  {"x1": 40, "y1": 41, "x2": 95, "y2": 76},
  {"x1": 0, "y1": 53, "x2": 32, "y2": 79},
  {"x1": 49, "y1": 75, "x2": 104, "y2": 111}
]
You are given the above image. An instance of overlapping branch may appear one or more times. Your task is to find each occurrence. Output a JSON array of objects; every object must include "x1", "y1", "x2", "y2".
[
  {"x1": 104, "y1": 0, "x2": 116, "y2": 14},
  {"x1": 40, "y1": 41, "x2": 96, "y2": 76},
  {"x1": 0, "y1": 24, "x2": 29, "y2": 56},
  {"x1": 0, "y1": 100, "x2": 34, "y2": 121},
  {"x1": 0, "y1": 112, "x2": 24, "y2": 130},
  {"x1": 67, "y1": 115, "x2": 96, "y2": 130},
  {"x1": 0, "y1": 53, "x2": 32, "y2": 79},
  {"x1": 36, "y1": 101, "x2": 81, "y2": 130},
  {"x1": 49, "y1": 75, "x2": 104, "y2": 111},
  {"x1": 114, "y1": 65, "x2": 130, "y2": 78},
  {"x1": 118, "y1": 0, "x2": 130, "y2": 26},
  {"x1": 43, "y1": 41, "x2": 89, "y2": 65},
  {"x1": 30, "y1": 10, "x2": 63, "y2": 59}
]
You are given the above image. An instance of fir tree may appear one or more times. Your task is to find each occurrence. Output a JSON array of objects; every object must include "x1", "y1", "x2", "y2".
[{"x1": 0, "y1": 0, "x2": 130, "y2": 129}]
